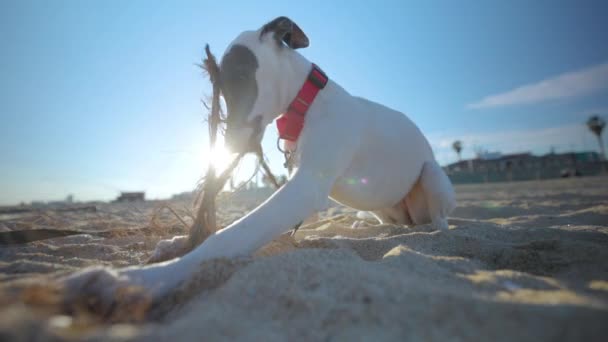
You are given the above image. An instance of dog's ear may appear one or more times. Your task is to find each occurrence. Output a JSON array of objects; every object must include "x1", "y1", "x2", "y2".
[{"x1": 260, "y1": 16, "x2": 309, "y2": 49}]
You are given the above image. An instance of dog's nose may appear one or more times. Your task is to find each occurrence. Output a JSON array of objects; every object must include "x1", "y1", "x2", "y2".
[
  {"x1": 224, "y1": 115, "x2": 263, "y2": 154},
  {"x1": 224, "y1": 126, "x2": 257, "y2": 154}
]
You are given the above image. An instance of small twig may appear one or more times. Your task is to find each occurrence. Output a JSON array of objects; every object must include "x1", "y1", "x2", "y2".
[
  {"x1": 257, "y1": 149, "x2": 281, "y2": 189},
  {"x1": 201, "y1": 99, "x2": 211, "y2": 111},
  {"x1": 228, "y1": 157, "x2": 260, "y2": 194},
  {"x1": 159, "y1": 204, "x2": 190, "y2": 230}
]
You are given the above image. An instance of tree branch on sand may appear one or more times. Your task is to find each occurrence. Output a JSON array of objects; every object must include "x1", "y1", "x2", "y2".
[{"x1": 146, "y1": 45, "x2": 281, "y2": 263}]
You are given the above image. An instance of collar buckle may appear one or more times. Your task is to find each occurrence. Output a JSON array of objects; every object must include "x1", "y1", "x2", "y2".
[{"x1": 308, "y1": 64, "x2": 328, "y2": 89}]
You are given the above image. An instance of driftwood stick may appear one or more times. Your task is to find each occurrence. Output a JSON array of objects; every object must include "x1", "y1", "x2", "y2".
[
  {"x1": 148, "y1": 45, "x2": 284, "y2": 263},
  {"x1": 187, "y1": 44, "x2": 228, "y2": 249},
  {"x1": 188, "y1": 152, "x2": 243, "y2": 248},
  {"x1": 188, "y1": 45, "x2": 283, "y2": 249}
]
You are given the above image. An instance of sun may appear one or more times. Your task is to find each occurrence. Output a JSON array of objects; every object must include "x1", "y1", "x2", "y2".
[{"x1": 208, "y1": 144, "x2": 236, "y2": 173}]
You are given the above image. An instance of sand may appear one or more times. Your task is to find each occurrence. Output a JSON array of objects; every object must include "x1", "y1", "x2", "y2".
[{"x1": 1, "y1": 176, "x2": 607, "y2": 341}]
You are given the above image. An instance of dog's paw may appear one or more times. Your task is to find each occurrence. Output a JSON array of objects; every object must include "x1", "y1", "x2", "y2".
[
  {"x1": 61, "y1": 267, "x2": 153, "y2": 322},
  {"x1": 147, "y1": 235, "x2": 191, "y2": 264},
  {"x1": 356, "y1": 211, "x2": 376, "y2": 220}
]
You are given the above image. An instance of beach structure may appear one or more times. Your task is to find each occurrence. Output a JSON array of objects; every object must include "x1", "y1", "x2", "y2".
[
  {"x1": 115, "y1": 192, "x2": 145, "y2": 202},
  {"x1": 445, "y1": 151, "x2": 606, "y2": 183}
]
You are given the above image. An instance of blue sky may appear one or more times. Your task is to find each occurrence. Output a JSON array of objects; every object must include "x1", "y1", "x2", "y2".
[{"x1": 1, "y1": 0, "x2": 607, "y2": 205}]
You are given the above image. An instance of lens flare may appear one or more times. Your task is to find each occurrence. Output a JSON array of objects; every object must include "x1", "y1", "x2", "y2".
[{"x1": 208, "y1": 145, "x2": 236, "y2": 173}]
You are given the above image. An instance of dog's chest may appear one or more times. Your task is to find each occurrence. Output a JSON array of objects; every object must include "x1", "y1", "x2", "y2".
[{"x1": 284, "y1": 92, "x2": 433, "y2": 211}]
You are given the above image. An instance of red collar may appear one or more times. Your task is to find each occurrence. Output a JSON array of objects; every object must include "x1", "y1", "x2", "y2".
[{"x1": 276, "y1": 64, "x2": 328, "y2": 142}]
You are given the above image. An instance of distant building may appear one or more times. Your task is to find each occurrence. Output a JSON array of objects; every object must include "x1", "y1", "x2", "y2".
[
  {"x1": 115, "y1": 192, "x2": 145, "y2": 202},
  {"x1": 171, "y1": 191, "x2": 195, "y2": 201},
  {"x1": 445, "y1": 151, "x2": 606, "y2": 184},
  {"x1": 476, "y1": 151, "x2": 503, "y2": 160}
]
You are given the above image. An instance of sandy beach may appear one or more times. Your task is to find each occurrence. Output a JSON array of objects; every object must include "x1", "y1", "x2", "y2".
[{"x1": 1, "y1": 176, "x2": 607, "y2": 341}]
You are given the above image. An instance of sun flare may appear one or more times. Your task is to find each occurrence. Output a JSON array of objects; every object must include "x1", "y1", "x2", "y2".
[{"x1": 208, "y1": 145, "x2": 236, "y2": 173}]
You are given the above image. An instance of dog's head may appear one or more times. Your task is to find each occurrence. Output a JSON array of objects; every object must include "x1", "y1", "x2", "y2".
[{"x1": 219, "y1": 16, "x2": 309, "y2": 153}]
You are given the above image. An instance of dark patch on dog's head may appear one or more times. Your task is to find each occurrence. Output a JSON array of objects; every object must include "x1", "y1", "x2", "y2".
[
  {"x1": 260, "y1": 16, "x2": 309, "y2": 49},
  {"x1": 220, "y1": 44, "x2": 259, "y2": 131}
]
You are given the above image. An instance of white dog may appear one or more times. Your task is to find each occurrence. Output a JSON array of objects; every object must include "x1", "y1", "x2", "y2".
[{"x1": 66, "y1": 17, "x2": 455, "y2": 298}]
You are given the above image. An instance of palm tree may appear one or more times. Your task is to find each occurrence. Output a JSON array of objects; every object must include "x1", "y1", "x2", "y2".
[
  {"x1": 587, "y1": 115, "x2": 606, "y2": 160},
  {"x1": 452, "y1": 140, "x2": 463, "y2": 161}
]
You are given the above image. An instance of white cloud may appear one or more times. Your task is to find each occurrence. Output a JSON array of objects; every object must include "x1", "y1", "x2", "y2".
[
  {"x1": 468, "y1": 62, "x2": 608, "y2": 109},
  {"x1": 427, "y1": 123, "x2": 604, "y2": 165}
]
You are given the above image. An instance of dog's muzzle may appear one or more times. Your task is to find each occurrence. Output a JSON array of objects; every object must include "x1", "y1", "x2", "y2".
[{"x1": 224, "y1": 116, "x2": 263, "y2": 154}]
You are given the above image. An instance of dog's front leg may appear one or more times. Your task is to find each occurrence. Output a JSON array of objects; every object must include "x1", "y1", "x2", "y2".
[
  {"x1": 183, "y1": 167, "x2": 332, "y2": 262},
  {"x1": 63, "y1": 114, "x2": 358, "y2": 301},
  {"x1": 62, "y1": 169, "x2": 332, "y2": 302}
]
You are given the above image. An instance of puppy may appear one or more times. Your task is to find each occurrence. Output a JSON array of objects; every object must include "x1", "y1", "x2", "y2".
[{"x1": 65, "y1": 17, "x2": 455, "y2": 297}]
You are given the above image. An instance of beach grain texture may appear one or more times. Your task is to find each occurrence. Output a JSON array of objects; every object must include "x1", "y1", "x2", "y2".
[{"x1": 1, "y1": 176, "x2": 607, "y2": 341}]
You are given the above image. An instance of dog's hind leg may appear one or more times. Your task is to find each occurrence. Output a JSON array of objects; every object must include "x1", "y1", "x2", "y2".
[{"x1": 417, "y1": 160, "x2": 456, "y2": 230}]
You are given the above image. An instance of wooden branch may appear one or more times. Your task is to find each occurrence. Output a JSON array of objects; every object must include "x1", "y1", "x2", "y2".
[{"x1": 148, "y1": 44, "x2": 284, "y2": 263}]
